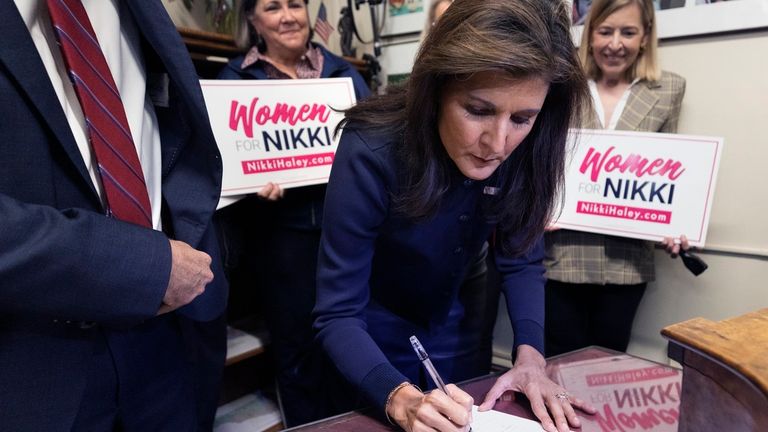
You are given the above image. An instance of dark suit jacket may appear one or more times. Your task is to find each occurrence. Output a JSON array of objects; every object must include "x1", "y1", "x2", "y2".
[{"x1": 0, "y1": 0, "x2": 227, "y2": 429}]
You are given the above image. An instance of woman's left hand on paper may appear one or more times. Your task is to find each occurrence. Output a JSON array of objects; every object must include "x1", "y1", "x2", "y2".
[{"x1": 478, "y1": 345, "x2": 596, "y2": 432}]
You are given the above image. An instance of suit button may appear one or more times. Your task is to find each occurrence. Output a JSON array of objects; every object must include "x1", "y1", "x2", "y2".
[
  {"x1": 453, "y1": 247, "x2": 463, "y2": 254},
  {"x1": 459, "y1": 214, "x2": 469, "y2": 222},
  {"x1": 463, "y1": 179, "x2": 473, "y2": 186}
]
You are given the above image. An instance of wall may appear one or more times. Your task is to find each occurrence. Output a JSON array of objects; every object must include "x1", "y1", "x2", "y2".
[
  {"x1": 493, "y1": 30, "x2": 768, "y2": 366},
  {"x1": 626, "y1": 30, "x2": 768, "y2": 362},
  {"x1": 305, "y1": 1, "x2": 375, "y2": 60}
]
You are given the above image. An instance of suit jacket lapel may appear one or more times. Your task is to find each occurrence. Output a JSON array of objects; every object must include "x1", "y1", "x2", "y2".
[
  {"x1": 121, "y1": 0, "x2": 222, "y2": 247},
  {"x1": 122, "y1": 0, "x2": 207, "y2": 173},
  {"x1": 0, "y1": 0, "x2": 96, "y2": 195},
  {"x1": 617, "y1": 80, "x2": 660, "y2": 131}
]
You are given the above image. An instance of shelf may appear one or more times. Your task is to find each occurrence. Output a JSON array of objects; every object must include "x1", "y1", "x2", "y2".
[
  {"x1": 178, "y1": 27, "x2": 242, "y2": 58},
  {"x1": 226, "y1": 325, "x2": 270, "y2": 366},
  {"x1": 214, "y1": 391, "x2": 283, "y2": 432}
]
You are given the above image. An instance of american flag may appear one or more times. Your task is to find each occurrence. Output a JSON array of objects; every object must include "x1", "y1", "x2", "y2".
[{"x1": 314, "y1": 2, "x2": 335, "y2": 45}]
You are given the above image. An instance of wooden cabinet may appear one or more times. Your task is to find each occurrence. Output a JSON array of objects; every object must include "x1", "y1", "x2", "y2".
[
  {"x1": 217, "y1": 317, "x2": 282, "y2": 432},
  {"x1": 662, "y1": 308, "x2": 768, "y2": 432},
  {"x1": 176, "y1": 28, "x2": 283, "y2": 431},
  {"x1": 177, "y1": 27, "x2": 242, "y2": 79}
]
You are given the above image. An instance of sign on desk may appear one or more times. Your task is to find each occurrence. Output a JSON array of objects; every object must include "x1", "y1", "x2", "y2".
[
  {"x1": 552, "y1": 129, "x2": 723, "y2": 247},
  {"x1": 200, "y1": 78, "x2": 357, "y2": 197},
  {"x1": 556, "y1": 355, "x2": 681, "y2": 432}
]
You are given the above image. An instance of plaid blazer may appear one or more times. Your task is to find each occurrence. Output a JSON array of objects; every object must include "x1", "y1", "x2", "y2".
[{"x1": 545, "y1": 71, "x2": 686, "y2": 285}]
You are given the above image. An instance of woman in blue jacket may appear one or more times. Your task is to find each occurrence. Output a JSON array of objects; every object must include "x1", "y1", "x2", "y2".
[
  {"x1": 217, "y1": 0, "x2": 370, "y2": 427},
  {"x1": 314, "y1": 1, "x2": 596, "y2": 431}
]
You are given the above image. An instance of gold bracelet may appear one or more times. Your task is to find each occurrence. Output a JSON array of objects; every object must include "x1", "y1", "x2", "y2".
[{"x1": 384, "y1": 381, "x2": 422, "y2": 426}]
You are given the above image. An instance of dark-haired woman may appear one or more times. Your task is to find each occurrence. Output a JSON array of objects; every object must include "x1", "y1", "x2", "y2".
[
  {"x1": 313, "y1": 1, "x2": 596, "y2": 431},
  {"x1": 216, "y1": 0, "x2": 370, "y2": 427}
]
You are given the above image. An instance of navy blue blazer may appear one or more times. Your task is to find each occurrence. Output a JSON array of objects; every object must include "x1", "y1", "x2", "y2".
[
  {"x1": 313, "y1": 126, "x2": 546, "y2": 410},
  {"x1": 0, "y1": 0, "x2": 226, "y2": 429}
]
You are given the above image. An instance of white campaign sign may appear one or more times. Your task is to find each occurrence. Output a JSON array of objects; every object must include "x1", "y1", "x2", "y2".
[
  {"x1": 200, "y1": 78, "x2": 356, "y2": 197},
  {"x1": 553, "y1": 129, "x2": 723, "y2": 247}
]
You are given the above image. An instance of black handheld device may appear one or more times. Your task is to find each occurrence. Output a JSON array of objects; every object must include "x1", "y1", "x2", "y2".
[{"x1": 679, "y1": 250, "x2": 708, "y2": 276}]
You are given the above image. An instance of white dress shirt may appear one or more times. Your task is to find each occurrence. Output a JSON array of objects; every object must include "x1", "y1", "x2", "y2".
[
  {"x1": 588, "y1": 77, "x2": 640, "y2": 130},
  {"x1": 14, "y1": 0, "x2": 163, "y2": 230}
]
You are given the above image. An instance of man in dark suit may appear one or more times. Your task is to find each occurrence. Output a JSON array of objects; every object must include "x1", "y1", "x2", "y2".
[{"x1": 0, "y1": 0, "x2": 227, "y2": 430}]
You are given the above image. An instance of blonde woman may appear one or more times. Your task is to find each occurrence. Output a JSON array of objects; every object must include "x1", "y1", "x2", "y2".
[{"x1": 545, "y1": 0, "x2": 688, "y2": 357}]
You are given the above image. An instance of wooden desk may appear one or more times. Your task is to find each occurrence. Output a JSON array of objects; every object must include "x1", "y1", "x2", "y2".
[
  {"x1": 662, "y1": 308, "x2": 768, "y2": 431},
  {"x1": 285, "y1": 347, "x2": 682, "y2": 432}
]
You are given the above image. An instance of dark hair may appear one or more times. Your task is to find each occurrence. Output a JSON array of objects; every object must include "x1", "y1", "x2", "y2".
[
  {"x1": 338, "y1": 0, "x2": 589, "y2": 256},
  {"x1": 236, "y1": 0, "x2": 312, "y2": 52}
]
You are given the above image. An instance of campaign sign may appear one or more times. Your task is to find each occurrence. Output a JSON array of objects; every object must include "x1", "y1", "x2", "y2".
[
  {"x1": 200, "y1": 78, "x2": 356, "y2": 196},
  {"x1": 552, "y1": 129, "x2": 723, "y2": 247},
  {"x1": 555, "y1": 355, "x2": 681, "y2": 432}
]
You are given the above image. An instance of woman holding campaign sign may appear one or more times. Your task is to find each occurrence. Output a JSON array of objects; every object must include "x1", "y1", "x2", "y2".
[
  {"x1": 544, "y1": 0, "x2": 690, "y2": 357},
  {"x1": 216, "y1": 0, "x2": 370, "y2": 426},
  {"x1": 313, "y1": 1, "x2": 597, "y2": 431}
]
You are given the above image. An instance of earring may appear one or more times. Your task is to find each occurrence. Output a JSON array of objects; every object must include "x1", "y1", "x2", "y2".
[{"x1": 254, "y1": 31, "x2": 267, "y2": 53}]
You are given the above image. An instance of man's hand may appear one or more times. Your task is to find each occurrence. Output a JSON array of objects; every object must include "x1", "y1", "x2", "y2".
[{"x1": 158, "y1": 239, "x2": 214, "y2": 315}]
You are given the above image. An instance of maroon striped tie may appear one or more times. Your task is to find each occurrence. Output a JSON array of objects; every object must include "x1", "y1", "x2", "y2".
[{"x1": 47, "y1": 0, "x2": 152, "y2": 228}]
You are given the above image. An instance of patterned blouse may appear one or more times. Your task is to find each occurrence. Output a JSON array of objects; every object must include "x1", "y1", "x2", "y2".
[{"x1": 240, "y1": 44, "x2": 324, "y2": 80}]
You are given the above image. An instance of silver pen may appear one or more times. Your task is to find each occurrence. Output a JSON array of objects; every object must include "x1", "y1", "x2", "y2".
[
  {"x1": 410, "y1": 335, "x2": 447, "y2": 392},
  {"x1": 410, "y1": 335, "x2": 473, "y2": 431}
]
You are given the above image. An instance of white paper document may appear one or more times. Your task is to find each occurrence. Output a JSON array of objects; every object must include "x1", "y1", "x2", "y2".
[{"x1": 471, "y1": 406, "x2": 546, "y2": 432}]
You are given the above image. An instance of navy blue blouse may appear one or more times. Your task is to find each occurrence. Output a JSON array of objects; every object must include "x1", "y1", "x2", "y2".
[{"x1": 314, "y1": 126, "x2": 546, "y2": 410}]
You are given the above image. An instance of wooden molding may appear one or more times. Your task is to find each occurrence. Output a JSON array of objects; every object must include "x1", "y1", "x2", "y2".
[{"x1": 177, "y1": 26, "x2": 242, "y2": 58}]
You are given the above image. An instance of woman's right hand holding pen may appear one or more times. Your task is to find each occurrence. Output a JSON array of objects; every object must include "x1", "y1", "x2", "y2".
[{"x1": 388, "y1": 383, "x2": 474, "y2": 432}]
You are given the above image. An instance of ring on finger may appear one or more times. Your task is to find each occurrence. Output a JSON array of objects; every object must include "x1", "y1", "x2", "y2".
[{"x1": 554, "y1": 392, "x2": 570, "y2": 402}]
